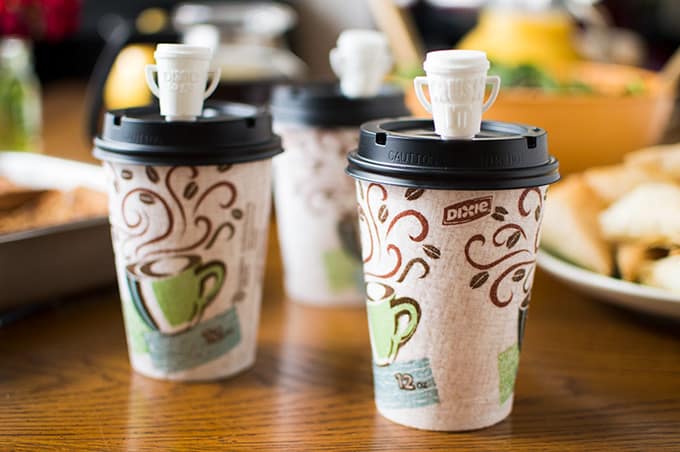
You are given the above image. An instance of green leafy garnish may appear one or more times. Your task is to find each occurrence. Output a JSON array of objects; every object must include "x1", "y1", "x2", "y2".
[{"x1": 489, "y1": 61, "x2": 644, "y2": 96}]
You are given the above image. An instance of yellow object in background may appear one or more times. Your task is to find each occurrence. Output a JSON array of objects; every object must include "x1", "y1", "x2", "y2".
[
  {"x1": 458, "y1": 9, "x2": 579, "y2": 67},
  {"x1": 103, "y1": 44, "x2": 155, "y2": 110}
]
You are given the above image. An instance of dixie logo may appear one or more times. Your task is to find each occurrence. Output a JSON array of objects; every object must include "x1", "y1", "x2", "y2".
[{"x1": 442, "y1": 196, "x2": 493, "y2": 226}]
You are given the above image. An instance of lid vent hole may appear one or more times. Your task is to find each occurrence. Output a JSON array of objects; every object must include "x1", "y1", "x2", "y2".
[
  {"x1": 376, "y1": 132, "x2": 387, "y2": 145},
  {"x1": 113, "y1": 115, "x2": 121, "y2": 126},
  {"x1": 245, "y1": 117, "x2": 256, "y2": 128},
  {"x1": 527, "y1": 136, "x2": 537, "y2": 149}
]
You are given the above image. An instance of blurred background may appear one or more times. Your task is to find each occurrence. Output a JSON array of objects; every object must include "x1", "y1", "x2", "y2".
[
  {"x1": 28, "y1": 0, "x2": 680, "y2": 81},
  {"x1": 0, "y1": 0, "x2": 678, "y2": 171}
]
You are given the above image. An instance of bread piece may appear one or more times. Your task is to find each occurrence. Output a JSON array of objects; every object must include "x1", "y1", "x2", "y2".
[
  {"x1": 624, "y1": 143, "x2": 680, "y2": 180},
  {"x1": 0, "y1": 176, "x2": 17, "y2": 194},
  {"x1": 71, "y1": 187, "x2": 109, "y2": 217},
  {"x1": 639, "y1": 255, "x2": 680, "y2": 294},
  {"x1": 599, "y1": 183, "x2": 680, "y2": 246},
  {"x1": 583, "y1": 164, "x2": 673, "y2": 205},
  {"x1": 542, "y1": 175, "x2": 613, "y2": 275},
  {"x1": 0, "y1": 190, "x2": 68, "y2": 234},
  {"x1": 615, "y1": 244, "x2": 669, "y2": 282},
  {"x1": 0, "y1": 187, "x2": 108, "y2": 234},
  {"x1": 616, "y1": 243, "x2": 648, "y2": 281}
]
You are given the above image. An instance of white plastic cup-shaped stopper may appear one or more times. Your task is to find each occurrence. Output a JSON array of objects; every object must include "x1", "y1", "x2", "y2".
[
  {"x1": 413, "y1": 50, "x2": 501, "y2": 140},
  {"x1": 330, "y1": 29, "x2": 392, "y2": 99},
  {"x1": 145, "y1": 44, "x2": 221, "y2": 121}
]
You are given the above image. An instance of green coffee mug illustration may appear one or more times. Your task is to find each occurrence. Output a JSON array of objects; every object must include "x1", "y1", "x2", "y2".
[
  {"x1": 126, "y1": 254, "x2": 225, "y2": 335},
  {"x1": 366, "y1": 282, "x2": 421, "y2": 366}
]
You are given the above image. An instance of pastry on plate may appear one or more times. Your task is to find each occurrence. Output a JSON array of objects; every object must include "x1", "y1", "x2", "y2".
[
  {"x1": 639, "y1": 255, "x2": 680, "y2": 294},
  {"x1": 615, "y1": 244, "x2": 669, "y2": 282},
  {"x1": 583, "y1": 164, "x2": 672, "y2": 205},
  {"x1": 0, "y1": 186, "x2": 108, "y2": 234},
  {"x1": 599, "y1": 183, "x2": 680, "y2": 246},
  {"x1": 0, "y1": 176, "x2": 17, "y2": 193},
  {"x1": 624, "y1": 143, "x2": 680, "y2": 181},
  {"x1": 542, "y1": 175, "x2": 613, "y2": 275}
]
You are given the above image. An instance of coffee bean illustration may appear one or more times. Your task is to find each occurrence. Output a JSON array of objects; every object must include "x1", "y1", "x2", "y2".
[
  {"x1": 512, "y1": 268, "x2": 526, "y2": 282},
  {"x1": 139, "y1": 193, "x2": 155, "y2": 204},
  {"x1": 145, "y1": 167, "x2": 159, "y2": 183},
  {"x1": 506, "y1": 231, "x2": 521, "y2": 248},
  {"x1": 470, "y1": 271, "x2": 489, "y2": 289},
  {"x1": 378, "y1": 204, "x2": 388, "y2": 223},
  {"x1": 183, "y1": 181, "x2": 198, "y2": 199},
  {"x1": 405, "y1": 188, "x2": 425, "y2": 200},
  {"x1": 121, "y1": 169, "x2": 132, "y2": 180},
  {"x1": 422, "y1": 244, "x2": 441, "y2": 259}
]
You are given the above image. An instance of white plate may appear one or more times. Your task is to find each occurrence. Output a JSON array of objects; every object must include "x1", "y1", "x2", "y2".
[{"x1": 537, "y1": 249, "x2": 680, "y2": 320}]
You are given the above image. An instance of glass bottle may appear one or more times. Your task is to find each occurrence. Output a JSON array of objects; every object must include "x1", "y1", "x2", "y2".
[{"x1": 0, "y1": 38, "x2": 41, "y2": 151}]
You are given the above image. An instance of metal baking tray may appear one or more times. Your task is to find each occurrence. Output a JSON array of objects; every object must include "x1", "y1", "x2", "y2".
[{"x1": 0, "y1": 152, "x2": 115, "y2": 313}]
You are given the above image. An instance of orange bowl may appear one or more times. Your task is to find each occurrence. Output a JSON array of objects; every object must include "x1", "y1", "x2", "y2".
[{"x1": 405, "y1": 62, "x2": 676, "y2": 175}]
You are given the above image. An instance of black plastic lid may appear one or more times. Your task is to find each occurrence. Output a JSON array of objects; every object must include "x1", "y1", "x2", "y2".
[
  {"x1": 346, "y1": 119, "x2": 560, "y2": 190},
  {"x1": 270, "y1": 81, "x2": 410, "y2": 127},
  {"x1": 94, "y1": 101, "x2": 282, "y2": 166}
]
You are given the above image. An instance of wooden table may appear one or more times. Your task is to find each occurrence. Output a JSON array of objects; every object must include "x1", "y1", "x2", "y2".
[{"x1": 1, "y1": 82, "x2": 679, "y2": 450}]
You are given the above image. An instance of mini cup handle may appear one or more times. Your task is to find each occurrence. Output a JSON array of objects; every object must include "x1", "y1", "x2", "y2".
[
  {"x1": 203, "y1": 67, "x2": 222, "y2": 100},
  {"x1": 413, "y1": 76, "x2": 432, "y2": 113},
  {"x1": 145, "y1": 64, "x2": 160, "y2": 98},
  {"x1": 482, "y1": 75, "x2": 501, "y2": 113}
]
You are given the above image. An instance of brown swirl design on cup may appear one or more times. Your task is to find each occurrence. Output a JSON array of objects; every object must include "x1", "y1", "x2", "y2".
[
  {"x1": 465, "y1": 187, "x2": 545, "y2": 308},
  {"x1": 357, "y1": 182, "x2": 441, "y2": 285},
  {"x1": 113, "y1": 165, "x2": 243, "y2": 262},
  {"x1": 121, "y1": 187, "x2": 175, "y2": 256}
]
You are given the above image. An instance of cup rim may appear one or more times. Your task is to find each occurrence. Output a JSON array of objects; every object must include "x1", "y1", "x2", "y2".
[
  {"x1": 366, "y1": 281, "x2": 395, "y2": 303},
  {"x1": 336, "y1": 29, "x2": 389, "y2": 50},
  {"x1": 126, "y1": 254, "x2": 200, "y2": 280},
  {"x1": 154, "y1": 44, "x2": 212, "y2": 60},
  {"x1": 423, "y1": 49, "x2": 490, "y2": 73}
]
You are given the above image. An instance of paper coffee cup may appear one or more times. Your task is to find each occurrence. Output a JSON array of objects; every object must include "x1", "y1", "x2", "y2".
[
  {"x1": 270, "y1": 82, "x2": 410, "y2": 307},
  {"x1": 357, "y1": 181, "x2": 546, "y2": 430},
  {"x1": 95, "y1": 102, "x2": 282, "y2": 380},
  {"x1": 347, "y1": 118, "x2": 559, "y2": 430},
  {"x1": 273, "y1": 125, "x2": 363, "y2": 305},
  {"x1": 105, "y1": 160, "x2": 271, "y2": 380}
]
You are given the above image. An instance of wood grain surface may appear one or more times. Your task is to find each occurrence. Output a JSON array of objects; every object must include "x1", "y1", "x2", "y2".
[{"x1": 0, "y1": 82, "x2": 679, "y2": 451}]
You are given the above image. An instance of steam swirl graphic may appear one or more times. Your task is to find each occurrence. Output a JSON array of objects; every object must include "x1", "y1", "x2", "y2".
[
  {"x1": 113, "y1": 165, "x2": 243, "y2": 261},
  {"x1": 357, "y1": 181, "x2": 440, "y2": 285}
]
